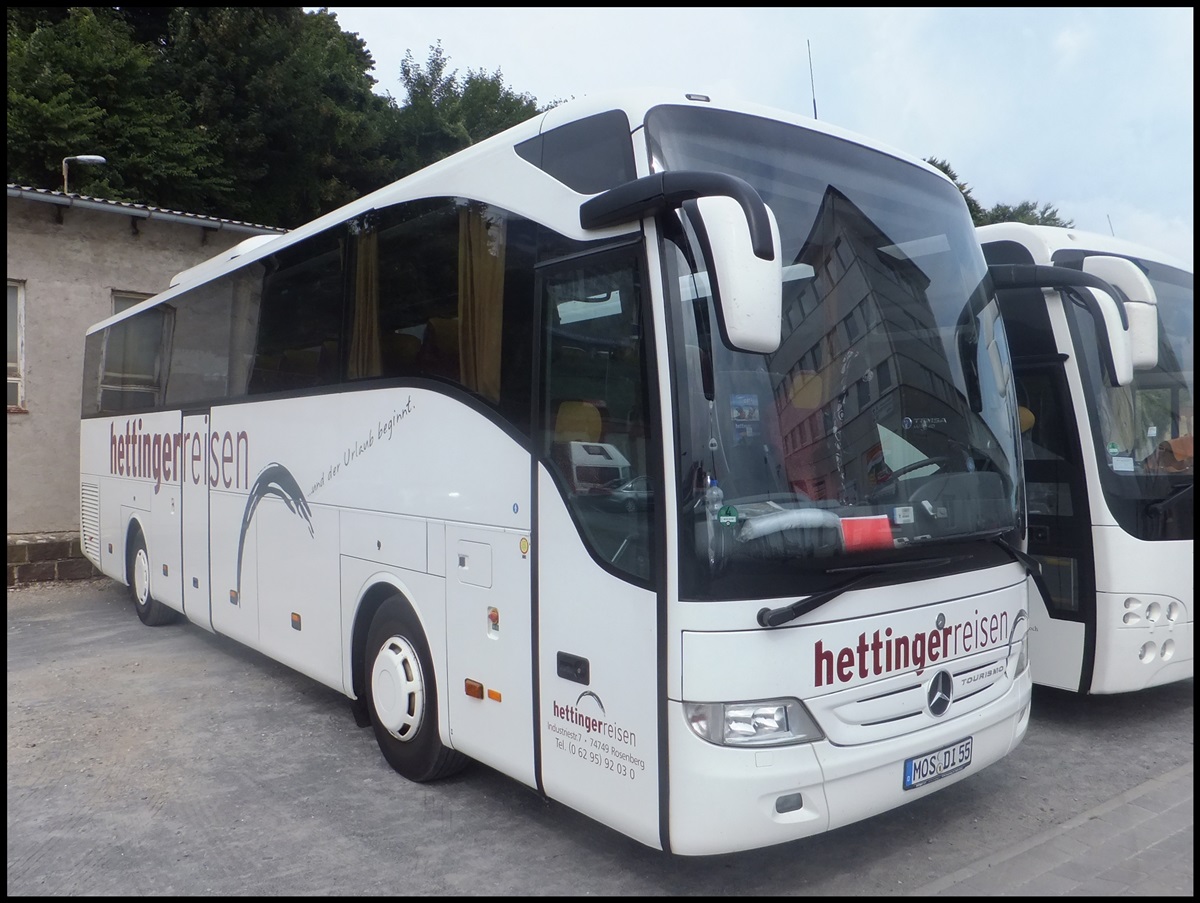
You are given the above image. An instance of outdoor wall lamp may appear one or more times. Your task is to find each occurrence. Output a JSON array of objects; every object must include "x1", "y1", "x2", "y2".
[{"x1": 62, "y1": 154, "x2": 107, "y2": 194}]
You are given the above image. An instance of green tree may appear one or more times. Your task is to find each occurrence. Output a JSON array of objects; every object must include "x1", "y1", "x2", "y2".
[
  {"x1": 6, "y1": 7, "x2": 70, "y2": 34},
  {"x1": 456, "y1": 66, "x2": 548, "y2": 145},
  {"x1": 977, "y1": 200, "x2": 1073, "y2": 228},
  {"x1": 7, "y1": 7, "x2": 230, "y2": 209},
  {"x1": 391, "y1": 42, "x2": 549, "y2": 177},
  {"x1": 163, "y1": 7, "x2": 394, "y2": 226},
  {"x1": 925, "y1": 157, "x2": 986, "y2": 224},
  {"x1": 925, "y1": 157, "x2": 1073, "y2": 228},
  {"x1": 8, "y1": 12, "x2": 552, "y2": 226}
]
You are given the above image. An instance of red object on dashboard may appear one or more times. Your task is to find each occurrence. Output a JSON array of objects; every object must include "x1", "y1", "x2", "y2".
[{"x1": 841, "y1": 515, "x2": 894, "y2": 551}]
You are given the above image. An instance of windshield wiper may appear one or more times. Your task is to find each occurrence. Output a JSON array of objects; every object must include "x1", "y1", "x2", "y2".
[
  {"x1": 988, "y1": 533, "x2": 1057, "y2": 611},
  {"x1": 758, "y1": 534, "x2": 1046, "y2": 629},
  {"x1": 1148, "y1": 480, "x2": 1193, "y2": 518},
  {"x1": 756, "y1": 557, "x2": 953, "y2": 628}
]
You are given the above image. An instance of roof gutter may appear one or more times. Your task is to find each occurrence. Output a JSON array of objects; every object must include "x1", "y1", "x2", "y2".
[{"x1": 7, "y1": 185, "x2": 284, "y2": 236}]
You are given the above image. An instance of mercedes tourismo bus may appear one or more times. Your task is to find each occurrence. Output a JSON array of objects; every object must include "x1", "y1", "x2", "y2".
[
  {"x1": 979, "y1": 223, "x2": 1193, "y2": 694},
  {"x1": 80, "y1": 90, "x2": 1033, "y2": 855}
]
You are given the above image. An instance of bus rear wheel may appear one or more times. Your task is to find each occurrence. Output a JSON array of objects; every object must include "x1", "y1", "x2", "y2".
[
  {"x1": 127, "y1": 531, "x2": 176, "y2": 626},
  {"x1": 365, "y1": 597, "x2": 466, "y2": 782}
]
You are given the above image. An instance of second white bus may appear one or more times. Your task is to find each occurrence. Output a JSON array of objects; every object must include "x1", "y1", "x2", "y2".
[
  {"x1": 979, "y1": 223, "x2": 1193, "y2": 694},
  {"x1": 80, "y1": 90, "x2": 1033, "y2": 855}
]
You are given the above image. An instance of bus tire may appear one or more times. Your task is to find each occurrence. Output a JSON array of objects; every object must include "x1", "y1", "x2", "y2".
[
  {"x1": 127, "y1": 530, "x2": 176, "y2": 627},
  {"x1": 365, "y1": 596, "x2": 467, "y2": 782}
]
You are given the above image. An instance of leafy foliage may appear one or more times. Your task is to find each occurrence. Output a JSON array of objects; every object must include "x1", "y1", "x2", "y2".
[
  {"x1": 391, "y1": 42, "x2": 546, "y2": 177},
  {"x1": 8, "y1": 10, "x2": 549, "y2": 227},
  {"x1": 926, "y1": 157, "x2": 1073, "y2": 228},
  {"x1": 7, "y1": 8, "x2": 231, "y2": 211},
  {"x1": 977, "y1": 200, "x2": 1073, "y2": 228},
  {"x1": 161, "y1": 8, "x2": 395, "y2": 225}
]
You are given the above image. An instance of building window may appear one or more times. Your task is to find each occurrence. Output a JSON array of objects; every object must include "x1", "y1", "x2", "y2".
[
  {"x1": 113, "y1": 292, "x2": 151, "y2": 316},
  {"x1": 7, "y1": 281, "x2": 24, "y2": 410}
]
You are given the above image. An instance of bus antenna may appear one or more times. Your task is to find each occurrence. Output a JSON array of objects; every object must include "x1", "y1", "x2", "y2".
[
  {"x1": 1106, "y1": 214, "x2": 1115, "y2": 236},
  {"x1": 808, "y1": 40, "x2": 818, "y2": 120}
]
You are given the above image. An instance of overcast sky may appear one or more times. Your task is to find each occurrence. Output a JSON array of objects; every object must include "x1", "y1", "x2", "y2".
[{"x1": 314, "y1": 7, "x2": 1194, "y2": 269}]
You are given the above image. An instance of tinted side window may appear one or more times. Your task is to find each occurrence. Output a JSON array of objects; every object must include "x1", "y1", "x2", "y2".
[
  {"x1": 356, "y1": 199, "x2": 537, "y2": 437},
  {"x1": 165, "y1": 263, "x2": 266, "y2": 406},
  {"x1": 371, "y1": 202, "x2": 461, "y2": 386},
  {"x1": 249, "y1": 228, "x2": 346, "y2": 394},
  {"x1": 515, "y1": 110, "x2": 636, "y2": 194},
  {"x1": 539, "y1": 246, "x2": 654, "y2": 583},
  {"x1": 98, "y1": 302, "x2": 173, "y2": 413}
]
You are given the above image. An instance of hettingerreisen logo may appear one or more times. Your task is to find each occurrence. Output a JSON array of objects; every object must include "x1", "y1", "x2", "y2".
[
  {"x1": 109, "y1": 418, "x2": 249, "y2": 494},
  {"x1": 814, "y1": 608, "x2": 1011, "y2": 687}
]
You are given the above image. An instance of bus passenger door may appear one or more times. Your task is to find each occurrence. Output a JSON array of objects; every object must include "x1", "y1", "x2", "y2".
[
  {"x1": 142, "y1": 410, "x2": 184, "y2": 615},
  {"x1": 181, "y1": 413, "x2": 212, "y2": 629},
  {"x1": 533, "y1": 249, "x2": 663, "y2": 851},
  {"x1": 1018, "y1": 365, "x2": 1094, "y2": 691}
]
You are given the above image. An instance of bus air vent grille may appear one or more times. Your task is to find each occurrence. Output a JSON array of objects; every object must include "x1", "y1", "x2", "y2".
[{"x1": 80, "y1": 483, "x2": 100, "y2": 560}]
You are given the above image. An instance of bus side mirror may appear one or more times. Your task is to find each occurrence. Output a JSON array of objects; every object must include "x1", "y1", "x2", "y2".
[
  {"x1": 580, "y1": 169, "x2": 784, "y2": 354},
  {"x1": 1086, "y1": 284, "x2": 1134, "y2": 386},
  {"x1": 694, "y1": 195, "x2": 783, "y2": 353},
  {"x1": 1081, "y1": 255, "x2": 1159, "y2": 371},
  {"x1": 988, "y1": 263, "x2": 1135, "y2": 387}
]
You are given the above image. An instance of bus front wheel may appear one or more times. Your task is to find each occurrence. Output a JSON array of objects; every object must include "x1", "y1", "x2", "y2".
[
  {"x1": 365, "y1": 597, "x2": 467, "y2": 782},
  {"x1": 127, "y1": 531, "x2": 176, "y2": 626}
]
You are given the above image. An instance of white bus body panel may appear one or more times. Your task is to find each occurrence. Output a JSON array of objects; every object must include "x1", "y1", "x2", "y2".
[
  {"x1": 79, "y1": 417, "x2": 123, "y2": 577},
  {"x1": 976, "y1": 222, "x2": 1190, "y2": 272},
  {"x1": 337, "y1": 560, "x2": 450, "y2": 746},
  {"x1": 142, "y1": 412, "x2": 184, "y2": 613},
  {"x1": 85, "y1": 386, "x2": 538, "y2": 784},
  {"x1": 444, "y1": 522, "x2": 535, "y2": 787},
  {"x1": 80, "y1": 414, "x2": 184, "y2": 607},
  {"x1": 536, "y1": 466, "x2": 661, "y2": 851},
  {"x1": 1026, "y1": 586, "x2": 1085, "y2": 692},
  {"x1": 202, "y1": 386, "x2": 531, "y2": 693},
  {"x1": 1090, "y1": 527, "x2": 1194, "y2": 693},
  {"x1": 671, "y1": 576, "x2": 1032, "y2": 855},
  {"x1": 181, "y1": 413, "x2": 213, "y2": 631}
]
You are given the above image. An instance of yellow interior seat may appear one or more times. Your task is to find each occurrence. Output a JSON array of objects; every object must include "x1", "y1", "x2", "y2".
[{"x1": 555, "y1": 401, "x2": 602, "y2": 443}]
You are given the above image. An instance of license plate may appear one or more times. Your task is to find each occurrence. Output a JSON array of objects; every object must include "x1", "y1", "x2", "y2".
[{"x1": 903, "y1": 736, "x2": 973, "y2": 790}]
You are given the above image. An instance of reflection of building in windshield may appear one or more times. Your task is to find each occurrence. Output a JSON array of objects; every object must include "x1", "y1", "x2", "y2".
[{"x1": 767, "y1": 188, "x2": 967, "y2": 506}]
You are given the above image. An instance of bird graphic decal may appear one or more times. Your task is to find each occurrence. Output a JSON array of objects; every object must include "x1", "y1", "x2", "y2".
[{"x1": 235, "y1": 462, "x2": 314, "y2": 601}]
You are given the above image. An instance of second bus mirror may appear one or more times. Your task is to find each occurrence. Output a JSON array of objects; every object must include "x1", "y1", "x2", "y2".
[
  {"x1": 1081, "y1": 255, "x2": 1159, "y2": 371},
  {"x1": 1086, "y1": 284, "x2": 1134, "y2": 387},
  {"x1": 695, "y1": 195, "x2": 783, "y2": 354}
]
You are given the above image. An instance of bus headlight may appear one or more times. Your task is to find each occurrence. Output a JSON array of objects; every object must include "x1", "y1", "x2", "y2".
[{"x1": 683, "y1": 698, "x2": 823, "y2": 747}]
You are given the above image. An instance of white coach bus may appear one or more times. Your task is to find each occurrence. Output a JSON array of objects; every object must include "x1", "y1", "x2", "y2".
[
  {"x1": 979, "y1": 223, "x2": 1193, "y2": 694},
  {"x1": 80, "y1": 90, "x2": 1034, "y2": 855}
]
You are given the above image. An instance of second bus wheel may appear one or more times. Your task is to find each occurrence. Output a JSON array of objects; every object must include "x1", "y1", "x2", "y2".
[
  {"x1": 126, "y1": 530, "x2": 177, "y2": 626},
  {"x1": 365, "y1": 596, "x2": 467, "y2": 782}
]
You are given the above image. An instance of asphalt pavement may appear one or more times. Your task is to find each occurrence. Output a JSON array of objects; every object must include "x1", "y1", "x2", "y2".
[
  {"x1": 910, "y1": 760, "x2": 1192, "y2": 895},
  {"x1": 7, "y1": 578, "x2": 1193, "y2": 896}
]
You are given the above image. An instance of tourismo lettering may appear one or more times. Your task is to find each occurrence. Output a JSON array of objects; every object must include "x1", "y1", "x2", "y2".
[
  {"x1": 109, "y1": 419, "x2": 249, "y2": 493},
  {"x1": 813, "y1": 609, "x2": 1010, "y2": 687}
]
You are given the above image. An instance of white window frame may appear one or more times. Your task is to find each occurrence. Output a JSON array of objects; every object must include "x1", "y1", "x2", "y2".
[{"x1": 8, "y1": 280, "x2": 25, "y2": 411}]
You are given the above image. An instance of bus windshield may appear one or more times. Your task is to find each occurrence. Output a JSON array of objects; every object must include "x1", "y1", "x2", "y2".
[
  {"x1": 647, "y1": 105, "x2": 1020, "y2": 600},
  {"x1": 1060, "y1": 254, "x2": 1193, "y2": 537}
]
